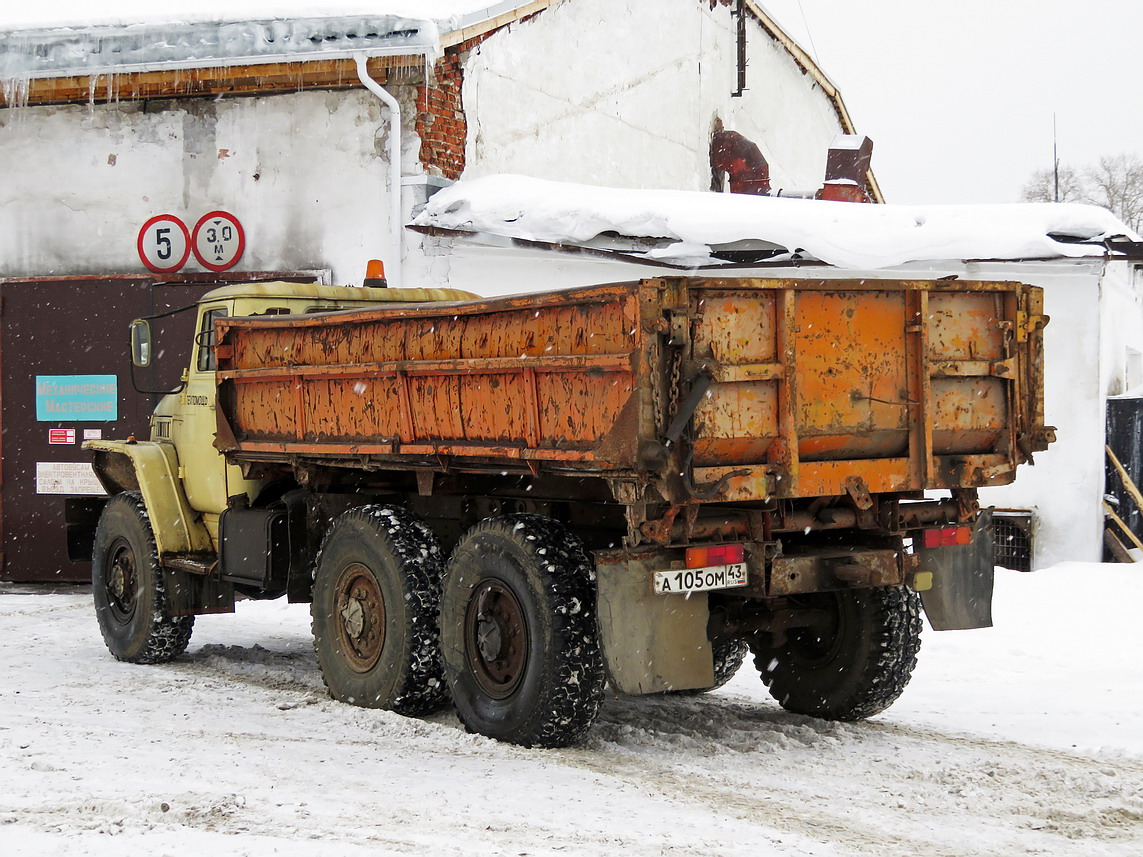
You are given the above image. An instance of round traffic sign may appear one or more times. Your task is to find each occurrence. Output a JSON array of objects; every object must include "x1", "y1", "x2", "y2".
[
  {"x1": 192, "y1": 211, "x2": 245, "y2": 272},
  {"x1": 137, "y1": 214, "x2": 191, "y2": 273}
]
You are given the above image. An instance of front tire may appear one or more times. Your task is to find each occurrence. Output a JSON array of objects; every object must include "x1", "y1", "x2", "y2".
[
  {"x1": 440, "y1": 515, "x2": 605, "y2": 748},
  {"x1": 311, "y1": 505, "x2": 447, "y2": 715},
  {"x1": 752, "y1": 586, "x2": 922, "y2": 721},
  {"x1": 92, "y1": 492, "x2": 194, "y2": 664}
]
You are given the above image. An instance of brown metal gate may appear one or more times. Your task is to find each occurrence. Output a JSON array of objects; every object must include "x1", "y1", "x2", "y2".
[{"x1": 0, "y1": 272, "x2": 317, "y2": 582}]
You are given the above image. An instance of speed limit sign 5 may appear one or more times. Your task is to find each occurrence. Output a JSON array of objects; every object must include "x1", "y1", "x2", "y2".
[
  {"x1": 192, "y1": 211, "x2": 245, "y2": 272},
  {"x1": 137, "y1": 215, "x2": 191, "y2": 273}
]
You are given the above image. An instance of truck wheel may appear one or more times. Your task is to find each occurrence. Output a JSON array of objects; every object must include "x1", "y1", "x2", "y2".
[
  {"x1": 752, "y1": 586, "x2": 922, "y2": 721},
  {"x1": 669, "y1": 638, "x2": 749, "y2": 695},
  {"x1": 92, "y1": 492, "x2": 194, "y2": 664},
  {"x1": 440, "y1": 515, "x2": 606, "y2": 748},
  {"x1": 311, "y1": 505, "x2": 447, "y2": 715}
]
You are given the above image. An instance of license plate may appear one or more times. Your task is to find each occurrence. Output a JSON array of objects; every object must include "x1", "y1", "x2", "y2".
[{"x1": 653, "y1": 563, "x2": 748, "y2": 595}]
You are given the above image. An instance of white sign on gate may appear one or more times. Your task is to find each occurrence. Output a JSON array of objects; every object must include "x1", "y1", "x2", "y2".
[
  {"x1": 192, "y1": 211, "x2": 245, "y2": 272},
  {"x1": 36, "y1": 461, "x2": 105, "y2": 495}
]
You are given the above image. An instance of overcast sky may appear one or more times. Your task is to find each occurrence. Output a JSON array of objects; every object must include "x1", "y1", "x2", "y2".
[
  {"x1": 4, "y1": 1, "x2": 1140, "y2": 206},
  {"x1": 760, "y1": 0, "x2": 1143, "y2": 204}
]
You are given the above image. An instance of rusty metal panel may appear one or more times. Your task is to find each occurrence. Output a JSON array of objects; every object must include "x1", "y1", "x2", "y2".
[
  {"x1": 771, "y1": 548, "x2": 902, "y2": 596},
  {"x1": 686, "y1": 277, "x2": 1047, "y2": 501},
  {"x1": 216, "y1": 286, "x2": 648, "y2": 468},
  {"x1": 794, "y1": 290, "x2": 910, "y2": 461},
  {"x1": 217, "y1": 277, "x2": 1049, "y2": 504}
]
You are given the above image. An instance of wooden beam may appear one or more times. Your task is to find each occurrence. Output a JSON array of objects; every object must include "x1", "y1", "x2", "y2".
[
  {"x1": 1104, "y1": 502, "x2": 1143, "y2": 553},
  {"x1": 1, "y1": 55, "x2": 425, "y2": 109},
  {"x1": 440, "y1": 0, "x2": 560, "y2": 48},
  {"x1": 1107, "y1": 445, "x2": 1143, "y2": 517}
]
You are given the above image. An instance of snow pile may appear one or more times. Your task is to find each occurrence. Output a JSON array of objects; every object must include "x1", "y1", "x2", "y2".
[
  {"x1": 0, "y1": 2, "x2": 527, "y2": 78},
  {"x1": 2, "y1": 563, "x2": 1141, "y2": 855},
  {"x1": 414, "y1": 174, "x2": 1140, "y2": 269},
  {"x1": 0, "y1": 1, "x2": 506, "y2": 32}
]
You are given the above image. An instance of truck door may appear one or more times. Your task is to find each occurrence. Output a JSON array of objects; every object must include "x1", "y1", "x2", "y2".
[{"x1": 173, "y1": 303, "x2": 261, "y2": 535}]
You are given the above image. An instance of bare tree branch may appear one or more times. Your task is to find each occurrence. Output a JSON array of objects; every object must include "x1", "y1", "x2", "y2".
[
  {"x1": 1022, "y1": 153, "x2": 1143, "y2": 233},
  {"x1": 1021, "y1": 165, "x2": 1085, "y2": 203},
  {"x1": 1082, "y1": 154, "x2": 1143, "y2": 234}
]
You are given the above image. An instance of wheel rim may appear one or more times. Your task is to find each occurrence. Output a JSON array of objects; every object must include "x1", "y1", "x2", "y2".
[
  {"x1": 104, "y1": 537, "x2": 138, "y2": 624},
  {"x1": 465, "y1": 579, "x2": 528, "y2": 699},
  {"x1": 785, "y1": 594, "x2": 844, "y2": 669},
  {"x1": 333, "y1": 563, "x2": 386, "y2": 673}
]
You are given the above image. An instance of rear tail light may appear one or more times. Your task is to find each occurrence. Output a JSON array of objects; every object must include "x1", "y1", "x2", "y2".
[
  {"x1": 921, "y1": 526, "x2": 972, "y2": 548},
  {"x1": 686, "y1": 544, "x2": 745, "y2": 568}
]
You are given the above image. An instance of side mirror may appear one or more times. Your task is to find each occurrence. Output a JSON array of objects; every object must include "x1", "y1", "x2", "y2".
[{"x1": 130, "y1": 319, "x2": 152, "y2": 367}]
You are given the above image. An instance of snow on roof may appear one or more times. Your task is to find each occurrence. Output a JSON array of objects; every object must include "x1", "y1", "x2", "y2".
[
  {"x1": 0, "y1": 1, "x2": 509, "y2": 32},
  {"x1": 0, "y1": 2, "x2": 531, "y2": 79},
  {"x1": 412, "y1": 174, "x2": 1140, "y2": 270}
]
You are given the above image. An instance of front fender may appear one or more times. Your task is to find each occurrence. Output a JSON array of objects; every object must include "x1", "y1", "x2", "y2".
[{"x1": 84, "y1": 440, "x2": 213, "y2": 557}]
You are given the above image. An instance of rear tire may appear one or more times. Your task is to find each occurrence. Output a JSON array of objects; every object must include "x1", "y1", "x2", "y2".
[
  {"x1": 440, "y1": 515, "x2": 605, "y2": 747},
  {"x1": 752, "y1": 586, "x2": 922, "y2": 721},
  {"x1": 92, "y1": 492, "x2": 194, "y2": 664},
  {"x1": 311, "y1": 505, "x2": 447, "y2": 715}
]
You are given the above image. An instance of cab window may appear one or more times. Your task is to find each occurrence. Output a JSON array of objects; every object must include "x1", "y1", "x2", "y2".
[{"x1": 196, "y1": 307, "x2": 229, "y2": 372}]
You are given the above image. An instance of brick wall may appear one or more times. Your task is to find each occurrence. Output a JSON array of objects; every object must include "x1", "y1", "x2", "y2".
[
  {"x1": 416, "y1": 36, "x2": 487, "y2": 180},
  {"x1": 415, "y1": 7, "x2": 548, "y2": 179}
]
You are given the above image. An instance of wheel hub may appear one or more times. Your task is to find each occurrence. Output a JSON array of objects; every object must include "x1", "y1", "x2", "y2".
[
  {"x1": 465, "y1": 579, "x2": 527, "y2": 699},
  {"x1": 334, "y1": 563, "x2": 386, "y2": 673},
  {"x1": 105, "y1": 539, "x2": 138, "y2": 623}
]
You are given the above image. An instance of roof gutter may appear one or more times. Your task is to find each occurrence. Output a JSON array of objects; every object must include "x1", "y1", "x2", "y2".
[
  {"x1": 4, "y1": 45, "x2": 434, "y2": 83},
  {"x1": 355, "y1": 52, "x2": 405, "y2": 289}
]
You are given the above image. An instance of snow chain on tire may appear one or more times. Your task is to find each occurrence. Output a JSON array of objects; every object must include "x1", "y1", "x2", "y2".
[
  {"x1": 753, "y1": 585, "x2": 923, "y2": 721},
  {"x1": 441, "y1": 515, "x2": 606, "y2": 748},
  {"x1": 311, "y1": 504, "x2": 448, "y2": 716},
  {"x1": 91, "y1": 491, "x2": 194, "y2": 664}
]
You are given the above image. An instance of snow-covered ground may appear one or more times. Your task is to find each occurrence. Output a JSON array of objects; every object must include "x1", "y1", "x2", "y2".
[{"x1": 2, "y1": 563, "x2": 1141, "y2": 856}]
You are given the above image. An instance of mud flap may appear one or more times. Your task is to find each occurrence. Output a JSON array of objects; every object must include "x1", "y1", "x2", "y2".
[{"x1": 917, "y1": 509, "x2": 995, "y2": 630}]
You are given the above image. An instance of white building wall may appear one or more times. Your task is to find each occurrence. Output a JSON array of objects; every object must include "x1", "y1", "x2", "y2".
[
  {"x1": 0, "y1": 88, "x2": 421, "y2": 286},
  {"x1": 459, "y1": 0, "x2": 844, "y2": 191}
]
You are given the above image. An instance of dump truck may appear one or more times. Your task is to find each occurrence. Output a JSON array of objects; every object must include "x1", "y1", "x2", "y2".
[{"x1": 79, "y1": 272, "x2": 1052, "y2": 747}]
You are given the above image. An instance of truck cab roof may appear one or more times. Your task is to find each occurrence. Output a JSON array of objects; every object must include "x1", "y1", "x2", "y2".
[{"x1": 198, "y1": 281, "x2": 480, "y2": 304}]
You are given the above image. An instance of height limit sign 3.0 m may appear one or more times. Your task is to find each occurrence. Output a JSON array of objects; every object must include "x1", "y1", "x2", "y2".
[{"x1": 192, "y1": 211, "x2": 245, "y2": 272}]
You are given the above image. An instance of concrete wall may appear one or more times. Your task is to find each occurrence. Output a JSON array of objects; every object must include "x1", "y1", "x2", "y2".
[
  {"x1": 0, "y1": 88, "x2": 422, "y2": 286},
  {"x1": 460, "y1": 0, "x2": 843, "y2": 192}
]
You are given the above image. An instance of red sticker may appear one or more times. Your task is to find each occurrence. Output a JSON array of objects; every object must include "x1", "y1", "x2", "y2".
[{"x1": 48, "y1": 428, "x2": 76, "y2": 445}]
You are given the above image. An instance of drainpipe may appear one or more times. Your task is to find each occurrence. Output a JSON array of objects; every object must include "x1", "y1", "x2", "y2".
[{"x1": 354, "y1": 52, "x2": 403, "y2": 288}]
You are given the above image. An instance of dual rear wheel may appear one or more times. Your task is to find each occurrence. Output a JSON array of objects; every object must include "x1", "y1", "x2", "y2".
[{"x1": 311, "y1": 510, "x2": 605, "y2": 747}]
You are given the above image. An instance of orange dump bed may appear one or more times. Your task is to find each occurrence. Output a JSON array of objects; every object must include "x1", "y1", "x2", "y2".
[{"x1": 214, "y1": 276, "x2": 1050, "y2": 504}]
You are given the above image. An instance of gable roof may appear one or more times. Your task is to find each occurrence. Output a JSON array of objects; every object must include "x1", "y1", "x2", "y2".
[{"x1": 0, "y1": 0, "x2": 859, "y2": 151}]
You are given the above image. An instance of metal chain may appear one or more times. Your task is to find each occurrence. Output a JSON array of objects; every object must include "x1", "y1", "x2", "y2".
[{"x1": 667, "y1": 348, "x2": 682, "y2": 420}]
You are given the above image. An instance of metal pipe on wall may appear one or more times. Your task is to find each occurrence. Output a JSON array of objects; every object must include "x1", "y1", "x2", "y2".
[{"x1": 354, "y1": 52, "x2": 403, "y2": 289}]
